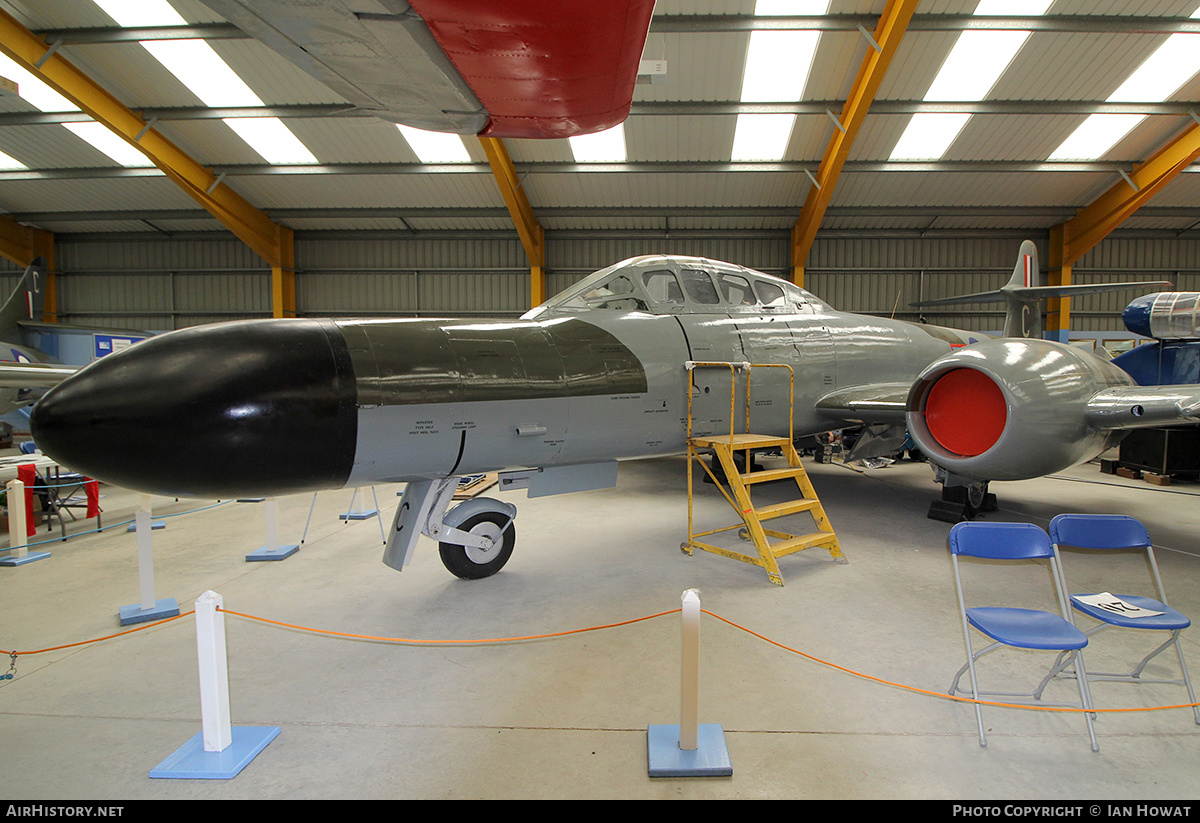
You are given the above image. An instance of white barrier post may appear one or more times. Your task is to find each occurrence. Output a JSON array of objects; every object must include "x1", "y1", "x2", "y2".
[
  {"x1": 245, "y1": 497, "x2": 299, "y2": 561},
  {"x1": 647, "y1": 589, "x2": 732, "y2": 778},
  {"x1": 0, "y1": 479, "x2": 49, "y2": 566},
  {"x1": 149, "y1": 590, "x2": 280, "y2": 779},
  {"x1": 679, "y1": 589, "x2": 701, "y2": 751},
  {"x1": 196, "y1": 590, "x2": 232, "y2": 752},
  {"x1": 118, "y1": 502, "x2": 178, "y2": 625}
]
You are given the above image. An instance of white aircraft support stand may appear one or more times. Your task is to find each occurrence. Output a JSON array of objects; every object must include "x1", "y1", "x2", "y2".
[
  {"x1": 150, "y1": 591, "x2": 279, "y2": 779},
  {"x1": 647, "y1": 590, "x2": 732, "y2": 777},
  {"x1": 339, "y1": 487, "x2": 379, "y2": 521},
  {"x1": 0, "y1": 479, "x2": 50, "y2": 566},
  {"x1": 118, "y1": 505, "x2": 179, "y2": 625},
  {"x1": 245, "y1": 497, "x2": 299, "y2": 561}
]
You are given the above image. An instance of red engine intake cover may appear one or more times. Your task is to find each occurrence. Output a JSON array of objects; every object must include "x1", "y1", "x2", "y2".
[{"x1": 923, "y1": 368, "x2": 1007, "y2": 457}]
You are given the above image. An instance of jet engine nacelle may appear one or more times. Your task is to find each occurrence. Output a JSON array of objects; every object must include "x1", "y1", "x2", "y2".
[{"x1": 904, "y1": 338, "x2": 1134, "y2": 482}]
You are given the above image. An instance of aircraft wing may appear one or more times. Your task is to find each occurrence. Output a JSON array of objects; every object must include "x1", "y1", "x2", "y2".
[
  {"x1": 1085, "y1": 384, "x2": 1200, "y2": 430},
  {"x1": 912, "y1": 281, "x2": 1174, "y2": 308},
  {"x1": 0, "y1": 361, "x2": 77, "y2": 388},
  {"x1": 815, "y1": 383, "x2": 911, "y2": 425},
  {"x1": 200, "y1": 0, "x2": 656, "y2": 138}
]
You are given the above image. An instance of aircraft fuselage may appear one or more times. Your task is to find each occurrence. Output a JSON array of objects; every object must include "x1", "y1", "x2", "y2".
[{"x1": 28, "y1": 302, "x2": 970, "y2": 500}]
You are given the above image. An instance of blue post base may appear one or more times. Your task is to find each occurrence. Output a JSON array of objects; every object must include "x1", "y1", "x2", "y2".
[
  {"x1": 339, "y1": 510, "x2": 378, "y2": 521},
  {"x1": 245, "y1": 544, "x2": 299, "y2": 562},
  {"x1": 647, "y1": 724, "x2": 733, "y2": 778},
  {"x1": 150, "y1": 726, "x2": 280, "y2": 780},
  {"x1": 0, "y1": 550, "x2": 51, "y2": 566},
  {"x1": 119, "y1": 598, "x2": 180, "y2": 626}
]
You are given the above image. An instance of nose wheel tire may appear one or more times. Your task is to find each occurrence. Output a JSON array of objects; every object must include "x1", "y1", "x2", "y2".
[{"x1": 438, "y1": 511, "x2": 516, "y2": 579}]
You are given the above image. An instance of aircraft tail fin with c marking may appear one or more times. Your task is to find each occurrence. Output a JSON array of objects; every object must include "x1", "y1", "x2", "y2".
[{"x1": 911, "y1": 240, "x2": 1171, "y2": 340}]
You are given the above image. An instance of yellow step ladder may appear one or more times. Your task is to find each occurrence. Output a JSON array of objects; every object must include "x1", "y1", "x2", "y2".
[{"x1": 683, "y1": 362, "x2": 844, "y2": 586}]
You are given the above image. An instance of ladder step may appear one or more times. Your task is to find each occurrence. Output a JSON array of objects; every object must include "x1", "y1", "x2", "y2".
[
  {"x1": 690, "y1": 434, "x2": 791, "y2": 450},
  {"x1": 769, "y1": 532, "x2": 840, "y2": 558},
  {"x1": 753, "y1": 499, "x2": 821, "y2": 519},
  {"x1": 741, "y1": 466, "x2": 806, "y2": 484}
]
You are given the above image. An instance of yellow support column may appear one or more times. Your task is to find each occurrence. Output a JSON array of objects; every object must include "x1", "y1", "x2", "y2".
[
  {"x1": 1046, "y1": 119, "x2": 1200, "y2": 341},
  {"x1": 1046, "y1": 224, "x2": 1071, "y2": 343},
  {"x1": 791, "y1": 0, "x2": 918, "y2": 282},
  {"x1": 271, "y1": 226, "x2": 296, "y2": 318},
  {"x1": 0, "y1": 9, "x2": 290, "y2": 277},
  {"x1": 0, "y1": 216, "x2": 56, "y2": 322},
  {"x1": 479, "y1": 136, "x2": 546, "y2": 307}
]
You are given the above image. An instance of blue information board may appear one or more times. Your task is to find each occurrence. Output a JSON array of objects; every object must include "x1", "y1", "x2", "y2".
[{"x1": 93, "y1": 334, "x2": 145, "y2": 360}]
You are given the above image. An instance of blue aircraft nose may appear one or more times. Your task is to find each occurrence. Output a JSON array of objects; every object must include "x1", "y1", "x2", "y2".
[{"x1": 30, "y1": 319, "x2": 359, "y2": 498}]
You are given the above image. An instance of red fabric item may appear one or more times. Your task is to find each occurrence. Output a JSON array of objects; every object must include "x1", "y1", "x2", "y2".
[
  {"x1": 17, "y1": 463, "x2": 35, "y2": 537},
  {"x1": 409, "y1": 0, "x2": 655, "y2": 138},
  {"x1": 85, "y1": 479, "x2": 100, "y2": 518}
]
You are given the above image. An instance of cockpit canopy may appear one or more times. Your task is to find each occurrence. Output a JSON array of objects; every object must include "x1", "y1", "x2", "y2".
[{"x1": 522, "y1": 255, "x2": 830, "y2": 319}]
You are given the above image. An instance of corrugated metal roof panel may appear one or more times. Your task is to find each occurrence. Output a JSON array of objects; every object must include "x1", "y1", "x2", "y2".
[
  {"x1": 2, "y1": 0, "x2": 1200, "y2": 246},
  {"x1": 229, "y1": 171, "x2": 505, "y2": 211}
]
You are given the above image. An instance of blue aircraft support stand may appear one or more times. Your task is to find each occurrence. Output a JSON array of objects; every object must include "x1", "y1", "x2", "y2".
[
  {"x1": 647, "y1": 590, "x2": 732, "y2": 778},
  {"x1": 151, "y1": 591, "x2": 279, "y2": 779},
  {"x1": 339, "y1": 487, "x2": 379, "y2": 521}
]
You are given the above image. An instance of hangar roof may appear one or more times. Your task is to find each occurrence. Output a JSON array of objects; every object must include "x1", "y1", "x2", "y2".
[{"x1": 2, "y1": 0, "x2": 1200, "y2": 246}]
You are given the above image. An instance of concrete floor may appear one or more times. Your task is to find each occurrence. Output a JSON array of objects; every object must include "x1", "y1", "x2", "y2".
[{"x1": 2, "y1": 445, "x2": 1200, "y2": 800}]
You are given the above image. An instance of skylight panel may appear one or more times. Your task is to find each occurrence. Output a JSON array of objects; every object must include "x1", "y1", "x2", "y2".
[
  {"x1": 225, "y1": 118, "x2": 318, "y2": 165},
  {"x1": 396, "y1": 125, "x2": 472, "y2": 163},
  {"x1": 889, "y1": 0, "x2": 1052, "y2": 161},
  {"x1": 0, "y1": 54, "x2": 78, "y2": 112},
  {"x1": 1048, "y1": 5, "x2": 1200, "y2": 160},
  {"x1": 91, "y1": 0, "x2": 319, "y2": 165},
  {"x1": 569, "y1": 124, "x2": 627, "y2": 163},
  {"x1": 0, "y1": 53, "x2": 151, "y2": 168},
  {"x1": 140, "y1": 40, "x2": 263, "y2": 108},
  {"x1": 0, "y1": 150, "x2": 26, "y2": 170},
  {"x1": 739, "y1": 30, "x2": 821, "y2": 104},
  {"x1": 730, "y1": 0, "x2": 829, "y2": 162},
  {"x1": 888, "y1": 113, "x2": 971, "y2": 161},
  {"x1": 64, "y1": 122, "x2": 153, "y2": 166},
  {"x1": 731, "y1": 113, "x2": 796, "y2": 162}
]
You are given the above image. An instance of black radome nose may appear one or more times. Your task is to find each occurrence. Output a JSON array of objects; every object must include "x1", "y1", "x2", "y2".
[{"x1": 31, "y1": 319, "x2": 359, "y2": 498}]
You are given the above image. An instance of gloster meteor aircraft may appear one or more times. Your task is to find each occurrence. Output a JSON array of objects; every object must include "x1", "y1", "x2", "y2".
[{"x1": 28, "y1": 242, "x2": 1200, "y2": 580}]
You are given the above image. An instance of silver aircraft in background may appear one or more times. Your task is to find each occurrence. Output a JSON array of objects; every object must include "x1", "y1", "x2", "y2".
[
  {"x1": 28, "y1": 241, "x2": 1200, "y2": 580},
  {"x1": 0, "y1": 258, "x2": 80, "y2": 413}
]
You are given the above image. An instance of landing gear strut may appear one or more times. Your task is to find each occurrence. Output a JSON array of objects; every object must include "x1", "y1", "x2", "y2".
[{"x1": 383, "y1": 478, "x2": 517, "y2": 579}]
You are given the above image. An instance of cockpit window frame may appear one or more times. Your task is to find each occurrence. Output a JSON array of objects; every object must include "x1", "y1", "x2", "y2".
[{"x1": 527, "y1": 256, "x2": 828, "y2": 319}]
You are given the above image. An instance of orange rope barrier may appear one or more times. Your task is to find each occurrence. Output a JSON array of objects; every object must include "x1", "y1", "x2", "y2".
[
  {"x1": 4, "y1": 605, "x2": 1198, "y2": 716},
  {"x1": 0, "y1": 610, "x2": 192, "y2": 657},
  {"x1": 216, "y1": 607, "x2": 679, "y2": 645},
  {"x1": 700, "y1": 610, "x2": 1200, "y2": 715}
]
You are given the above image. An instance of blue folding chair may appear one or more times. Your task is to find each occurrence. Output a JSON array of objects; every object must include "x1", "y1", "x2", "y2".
[
  {"x1": 948, "y1": 521, "x2": 1098, "y2": 751},
  {"x1": 1049, "y1": 513, "x2": 1199, "y2": 725}
]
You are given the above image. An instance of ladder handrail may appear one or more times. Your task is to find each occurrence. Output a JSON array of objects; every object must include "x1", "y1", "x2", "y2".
[{"x1": 685, "y1": 360, "x2": 796, "y2": 444}]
